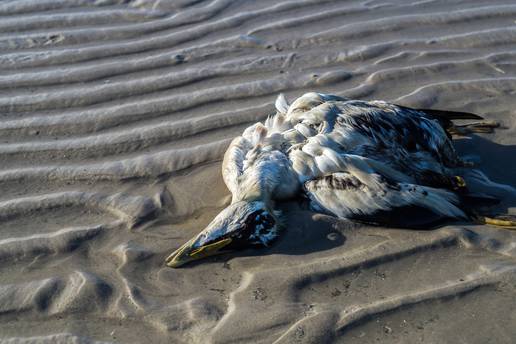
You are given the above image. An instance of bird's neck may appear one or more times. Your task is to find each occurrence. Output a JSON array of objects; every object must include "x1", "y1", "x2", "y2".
[
  {"x1": 232, "y1": 147, "x2": 298, "y2": 207},
  {"x1": 232, "y1": 178, "x2": 274, "y2": 207},
  {"x1": 232, "y1": 156, "x2": 279, "y2": 207}
]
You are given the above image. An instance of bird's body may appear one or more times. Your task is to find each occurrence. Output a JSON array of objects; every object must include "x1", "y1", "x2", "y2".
[
  {"x1": 166, "y1": 92, "x2": 511, "y2": 267},
  {"x1": 223, "y1": 92, "x2": 467, "y2": 226}
]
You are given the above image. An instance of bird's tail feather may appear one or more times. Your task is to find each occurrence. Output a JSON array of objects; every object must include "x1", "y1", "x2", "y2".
[{"x1": 417, "y1": 108, "x2": 484, "y2": 121}]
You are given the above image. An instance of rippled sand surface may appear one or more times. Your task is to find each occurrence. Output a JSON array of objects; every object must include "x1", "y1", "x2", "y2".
[{"x1": 1, "y1": 0, "x2": 516, "y2": 343}]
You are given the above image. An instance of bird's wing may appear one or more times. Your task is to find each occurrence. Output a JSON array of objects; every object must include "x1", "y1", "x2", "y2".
[
  {"x1": 335, "y1": 100, "x2": 460, "y2": 164},
  {"x1": 304, "y1": 170, "x2": 466, "y2": 228},
  {"x1": 295, "y1": 100, "x2": 465, "y2": 185},
  {"x1": 288, "y1": 95, "x2": 461, "y2": 167}
]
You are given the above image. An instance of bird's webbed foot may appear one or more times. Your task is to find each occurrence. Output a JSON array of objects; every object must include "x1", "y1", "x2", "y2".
[{"x1": 475, "y1": 214, "x2": 516, "y2": 229}]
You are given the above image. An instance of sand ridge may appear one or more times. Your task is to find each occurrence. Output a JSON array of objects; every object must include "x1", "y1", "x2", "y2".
[{"x1": 0, "y1": 0, "x2": 515, "y2": 343}]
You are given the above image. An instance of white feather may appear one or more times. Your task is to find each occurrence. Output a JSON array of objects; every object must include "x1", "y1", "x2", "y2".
[{"x1": 275, "y1": 93, "x2": 289, "y2": 114}]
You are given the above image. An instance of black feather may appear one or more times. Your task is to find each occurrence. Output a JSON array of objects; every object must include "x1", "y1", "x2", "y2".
[{"x1": 416, "y1": 108, "x2": 484, "y2": 121}]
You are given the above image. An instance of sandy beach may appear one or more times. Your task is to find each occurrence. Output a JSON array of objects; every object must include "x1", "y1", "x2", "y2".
[{"x1": 0, "y1": 0, "x2": 515, "y2": 343}]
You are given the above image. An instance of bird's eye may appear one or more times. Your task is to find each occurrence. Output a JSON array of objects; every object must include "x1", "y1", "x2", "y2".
[{"x1": 199, "y1": 233, "x2": 207, "y2": 241}]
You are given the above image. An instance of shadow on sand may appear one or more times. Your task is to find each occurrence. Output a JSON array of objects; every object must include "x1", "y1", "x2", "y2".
[{"x1": 454, "y1": 134, "x2": 516, "y2": 215}]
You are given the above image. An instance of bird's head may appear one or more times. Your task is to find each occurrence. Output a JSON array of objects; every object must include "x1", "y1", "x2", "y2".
[{"x1": 166, "y1": 201, "x2": 281, "y2": 268}]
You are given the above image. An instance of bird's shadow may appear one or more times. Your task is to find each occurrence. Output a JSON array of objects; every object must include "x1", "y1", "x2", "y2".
[
  {"x1": 454, "y1": 134, "x2": 516, "y2": 214},
  {"x1": 262, "y1": 205, "x2": 349, "y2": 256},
  {"x1": 454, "y1": 134, "x2": 516, "y2": 188},
  {"x1": 220, "y1": 209, "x2": 349, "y2": 263}
]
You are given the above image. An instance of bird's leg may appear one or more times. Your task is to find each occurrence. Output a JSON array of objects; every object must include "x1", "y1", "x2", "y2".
[{"x1": 449, "y1": 120, "x2": 500, "y2": 136}]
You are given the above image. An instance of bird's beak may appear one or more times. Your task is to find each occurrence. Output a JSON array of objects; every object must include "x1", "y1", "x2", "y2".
[{"x1": 165, "y1": 237, "x2": 233, "y2": 268}]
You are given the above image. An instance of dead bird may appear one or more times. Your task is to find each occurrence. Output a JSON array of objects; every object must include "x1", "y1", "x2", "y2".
[{"x1": 166, "y1": 92, "x2": 513, "y2": 267}]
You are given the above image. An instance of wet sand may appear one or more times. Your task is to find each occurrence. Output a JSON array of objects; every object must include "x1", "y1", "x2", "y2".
[{"x1": 0, "y1": 0, "x2": 515, "y2": 343}]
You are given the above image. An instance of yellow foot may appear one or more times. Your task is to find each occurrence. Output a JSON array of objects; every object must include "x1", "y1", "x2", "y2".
[{"x1": 481, "y1": 215, "x2": 516, "y2": 229}]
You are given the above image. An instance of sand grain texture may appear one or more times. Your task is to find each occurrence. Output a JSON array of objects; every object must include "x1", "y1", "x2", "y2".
[{"x1": 1, "y1": 0, "x2": 516, "y2": 343}]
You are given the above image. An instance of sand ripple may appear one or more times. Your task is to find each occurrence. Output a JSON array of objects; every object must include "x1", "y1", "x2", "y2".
[{"x1": 1, "y1": 0, "x2": 516, "y2": 342}]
